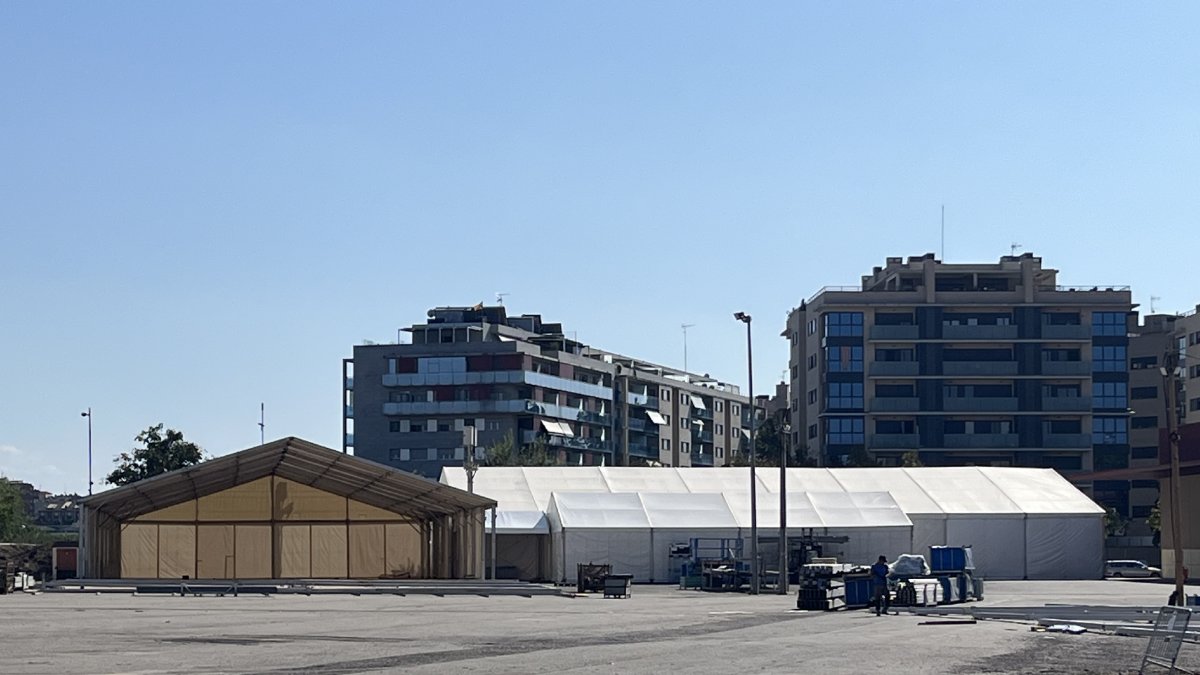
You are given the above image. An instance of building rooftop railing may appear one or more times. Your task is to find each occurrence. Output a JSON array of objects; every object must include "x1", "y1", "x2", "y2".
[{"x1": 804, "y1": 283, "x2": 1131, "y2": 305}]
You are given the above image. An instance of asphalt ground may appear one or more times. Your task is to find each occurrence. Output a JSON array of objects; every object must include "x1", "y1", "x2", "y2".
[{"x1": 1, "y1": 579, "x2": 1196, "y2": 674}]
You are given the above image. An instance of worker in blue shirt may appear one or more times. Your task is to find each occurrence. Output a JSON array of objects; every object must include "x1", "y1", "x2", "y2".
[{"x1": 871, "y1": 555, "x2": 890, "y2": 616}]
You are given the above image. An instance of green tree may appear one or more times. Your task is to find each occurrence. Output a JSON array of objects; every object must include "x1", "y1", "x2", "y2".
[
  {"x1": 107, "y1": 424, "x2": 205, "y2": 486},
  {"x1": 901, "y1": 451, "x2": 924, "y2": 467},
  {"x1": 1103, "y1": 506, "x2": 1129, "y2": 537},
  {"x1": 0, "y1": 478, "x2": 38, "y2": 542},
  {"x1": 842, "y1": 446, "x2": 874, "y2": 468},
  {"x1": 483, "y1": 431, "x2": 558, "y2": 467}
]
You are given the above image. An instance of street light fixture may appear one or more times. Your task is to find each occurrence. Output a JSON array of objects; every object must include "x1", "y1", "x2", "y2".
[
  {"x1": 81, "y1": 408, "x2": 92, "y2": 496},
  {"x1": 734, "y1": 312, "x2": 758, "y2": 594},
  {"x1": 1160, "y1": 353, "x2": 1186, "y2": 605}
]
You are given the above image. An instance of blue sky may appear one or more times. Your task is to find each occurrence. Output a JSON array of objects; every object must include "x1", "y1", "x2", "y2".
[{"x1": 2, "y1": 2, "x2": 1197, "y2": 492}]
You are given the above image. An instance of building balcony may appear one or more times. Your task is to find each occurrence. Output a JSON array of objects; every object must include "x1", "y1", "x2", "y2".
[
  {"x1": 1043, "y1": 433, "x2": 1092, "y2": 448},
  {"x1": 869, "y1": 397, "x2": 919, "y2": 412},
  {"x1": 944, "y1": 433, "x2": 1019, "y2": 448},
  {"x1": 344, "y1": 404, "x2": 353, "y2": 418},
  {"x1": 942, "y1": 324, "x2": 1019, "y2": 340},
  {"x1": 692, "y1": 451, "x2": 714, "y2": 467},
  {"x1": 1042, "y1": 397, "x2": 1092, "y2": 412},
  {"x1": 870, "y1": 325, "x2": 919, "y2": 340},
  {"x1": 627, "y1": 392, "x2": 660, "y2": 408},
  {"x1": 943, "y1": 397, "x2": 1018, "y2": 412},
  {"x1": 693, "y1": 429, "x2": 714, "y2": 443},
  {"x1": 692, "y1": 406, "x2": 714, "y2": 421},
  {"x1": 344, "y1": 433, "x2": 354, "y2": 447},
  {"x1": 382, "y1": 369, "x2": 614, "y2": 400},
  {"x1": 344, "y1": 376, "x2": 354, "y2": 389},
  {"x1": 869, "y1": 434, "x2": 920, "y2": 449},
  {"x1": 1040, "y1": 361, "x2": 1091, "y2": 376},
  {"x1": 628, "y1": 442, "x2": 656, "y2": 458},
  {"x1": 1041, "y1": 325, "x2": 1091, "y2": 340},
  {"x1": 942, "y1": 361, "x2": 1018, "y2": 376},
  {"x1": 383, "y1": 399, "x2": 611, "y2": 425},
  {"x1": 545, "y1": 435, "x2": 612, "y2": 452},
  {"x1": 627, "y1": 417, "x2": 649, "y2": 432},
  {"x1": 869, "y1": 362, "x2": 920, "y2": 377}
]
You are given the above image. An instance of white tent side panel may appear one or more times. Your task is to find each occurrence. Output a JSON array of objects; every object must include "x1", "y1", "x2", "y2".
[
  {"x1": 493, "y1": 533, "x2": 546, "y2": 581},
  {"x1": 909, "y1": 515, "x2": 948, "y2": 559},
  {"x1": 1025, "y1": 515, "x2": 1104, "y2": 580},
  {"x1": 945, "y1": 517, "x2": 1026, "y2": 580},
  {"x1": 650, "y1": 528, "x2": 740, "y2": 583},
  {"x1": 561, "y1": 528, "x2": 653, "y2": 582},
  {"x1": 825, "y1": 526, "x2": 913, "y2": 566}
]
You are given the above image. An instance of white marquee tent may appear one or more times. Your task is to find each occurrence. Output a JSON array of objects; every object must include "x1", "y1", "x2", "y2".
[{"x1": 441, "y1": 466, "x2": 1104, "y2": 581}]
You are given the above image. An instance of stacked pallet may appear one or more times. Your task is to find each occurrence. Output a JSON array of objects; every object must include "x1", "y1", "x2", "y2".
[{"x1": 798, "y1": 580, "x2": 846, "y2": 611}]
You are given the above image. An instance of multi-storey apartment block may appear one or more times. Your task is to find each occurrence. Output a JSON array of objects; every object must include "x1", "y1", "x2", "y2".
[
  {"x1": 344, "y1": 306, "x2": 747, "y2": 477},
  {"x1": 784, "y1": 254, "x2": 1134, "y2": 494}
]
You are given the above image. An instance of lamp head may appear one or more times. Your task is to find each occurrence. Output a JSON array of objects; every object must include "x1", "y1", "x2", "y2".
[{"x1": 734, "y1": 312, "x2": 751, "y2": 323}]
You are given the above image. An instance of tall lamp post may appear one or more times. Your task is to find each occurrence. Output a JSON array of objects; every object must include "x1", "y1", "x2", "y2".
[
  {"x1": 81, "y1": 408, "x2": 93, "y2": 496},
  {"x1": 1161, "y1": 347, "x2": 1185, "y2": 605},
  {"x1": 734, "y1": 312, "x2": 758, "y2": 595},
  {"x1": 778, "y1": 421, "x2": 790, "y2": 595}
]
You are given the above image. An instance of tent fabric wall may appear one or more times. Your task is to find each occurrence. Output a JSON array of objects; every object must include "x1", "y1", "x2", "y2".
[
  {"x1": 120, "y1": 523, "x2": 158, "y2": 578},
  {"x1": 1025, "y1": 515, "x2": 1104, "y2": 580},
  {"x1": 196, "y1": 524, "x2": 235, "y2": 578},
  {"x1": 157, "y1": 524, "x2": 196, "y2": 579},
  {"x1": 235, "y1": 524, "x2": 272, "y2": 578},
  {"x1": 273, "y1": 478, "x2": 348, "y2": 521},
  {"x1": 311, "y1": 525, "x2": 349, "y2": 577},
  {"x1": 349, "y1": 523, "x2": 386, "y2": 578},
  {"x1": 277, "y1": 524, "x2": 312, "y2": 578},
  {"x1": 945, "y1": 517, "x2": 1027, "y2": 580},
  {"x1": 385, "y1": 522, "x2": 423, "y2": 577},
  {"x1": 198, "y1": 477, "x2": 271, "y2": 521}
]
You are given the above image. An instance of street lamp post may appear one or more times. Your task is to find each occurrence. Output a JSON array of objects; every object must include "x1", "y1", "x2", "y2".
[
  {"x1": 81, "y1": 408, "x2": 93, "y2": 496},
  {"x1": 778, "y1": 422, "x2": 789, "y2": 595},
  {"x1": 1161, "y1": 348, "x2": 1185, "y2": 605},
  {"x1": 734, "y1": 312, "x2": 758, "y2": 595}
]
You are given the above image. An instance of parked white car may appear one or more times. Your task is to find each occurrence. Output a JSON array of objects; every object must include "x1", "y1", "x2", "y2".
[{"x1": 1104, "y1": 560, "x2": 1162, "y2": 578}]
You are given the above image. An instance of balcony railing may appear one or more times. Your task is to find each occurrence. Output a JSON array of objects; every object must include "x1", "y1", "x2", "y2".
[
  {"x1": 344, "y1": 433, "x2": 354, "y2": 446},
  {"x1": 1041, "y1": 361, "x2": 1091, "y2": 376},
  {"x1": 627, "y1": 417, "x2": 649, "y2": 432},
  {"x1": 870, "y1": 325, "x2": 919, "y2": 340},
  {"x1": 546, "y1": 435, "x2": 612, "y2": 452},
  {"x1": 942, "y1": 361, "x2": 1018, "y2": 376},
  {"x1": 943, "y1": 433, "x2": 1019, "y2": 448},
  {"x1": 869, "y1": 434, "x2": 920, "y2": 449},
  {"x1": 344, "y1": 376, "x2": 354, "y2": 389},
  {"x1": 693, "y1": 429, "x2": 714, "y2": 443},
  {"x1": 943, "y1": 397, "x2": 1018, "y2": 412},
  {"x1": 869, "y1": 397, "x2": 919, "y2": 412},
  {"x1": 869, "y1": 362, "x2": 920, "y2": 377},
  {"x1": 383, "y1": 399, "x2": 611, "y2": 425},
  {"x1": 1042, "y1": 397, "x2": 1092, "y2": 412},
  {"x1": 344, "y1": 404, "x2": 354, "y2": 418},
  {"x1": 628, "y1": 442, "x2": 656, "y2": 458},
  {"x1": 627, "y1": 392, "x2": 660, "y2": 408},
  {"x1": 1043, "y1": 433, "x2": 1092, "y2": 448},
  {"x1": 1041, "y1": 325, "x2": 1091, "y2": 340},
  {"x1": 942, "y1": 324, "x2": 1019, "y2": 340},
  {"x1": 692, "y1": 406, "x2": 714, "y2": 421}
]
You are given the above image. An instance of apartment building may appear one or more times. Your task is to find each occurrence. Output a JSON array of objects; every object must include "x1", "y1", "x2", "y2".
[
  {"x1": 783, "y1": 254, "x2": 1134, "y2": 490},
  {"x1": 343, "y1": 306, "x2": 747, "y2": 477},
  {"x1": 1180, "y1": 308, "x2": 1200, "y2": 427}
]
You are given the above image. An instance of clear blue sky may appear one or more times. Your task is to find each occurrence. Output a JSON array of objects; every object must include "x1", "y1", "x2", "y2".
[{"x1": 2, "y1": 2, "x2": 1197, "y2": 493}]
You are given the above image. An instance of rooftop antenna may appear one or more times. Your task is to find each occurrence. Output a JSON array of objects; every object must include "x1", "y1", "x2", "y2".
[
  {"x1": 1151, "y1": 296, "x2": 1161, "y2": 313},
  {"x1": 681, "y1": 323, "x2": 695, "y2": 373},
  {"x1": 495, "y1": 292, "x2": 509, "y2": 305},
  {"x1": 1010, "y1": 242, "x2": 1023, "y2": 256},
  {"x1": 258, "y1": 402, "x2": 265, "y2": 445}
]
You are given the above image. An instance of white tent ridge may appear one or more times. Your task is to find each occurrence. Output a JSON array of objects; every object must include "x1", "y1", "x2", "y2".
[{"x1": 442, "y1": 466, "x2": 1105, "y2": 581}]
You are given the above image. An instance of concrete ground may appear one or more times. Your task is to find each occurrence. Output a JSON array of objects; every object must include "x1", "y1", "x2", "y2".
[{"x1": 1, "y1": 579, "x2": 1196, "y2": 674}]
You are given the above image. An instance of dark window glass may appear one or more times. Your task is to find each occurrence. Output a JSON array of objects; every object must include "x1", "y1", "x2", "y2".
[
  {"x1": 1130, "y1": 386, "x2": 1157, "y2": 399},
  {"x1": 826, "y1": 417, "x2": 864, "y2": 445},
  {"x1": 823, "y1": 312, "x2": 864, "y2": 337},
  {"x1": 1092, "y1": 345, "x2": 1127, "y2": 372},
  {"x1": 1092, "y1": 382, "x2": 1128, "y2": 409},
  {"x1": 1092, "y1": 417, "x2": 1128, "y2": 444},
  {"x1": 1131, "y1": 446, "x2": 1158, "y2": 460},
  {"x1": 826, "y1": 382, "x2": 864, "y2": 409},
  {"x1": 1131, "y1": 416, "x2": 1158, "y2": 429},
  {"x1": 826, "y1": 345, "x2": 864, "y2": 372},
  {"x1": 1092, "y1": 312, "x2": 1127, "y2": 336}
]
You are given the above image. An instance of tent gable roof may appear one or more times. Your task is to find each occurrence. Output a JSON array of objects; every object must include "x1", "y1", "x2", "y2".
[{"x1": 83, "y1": 437, "x2": 494, "y2": 521}]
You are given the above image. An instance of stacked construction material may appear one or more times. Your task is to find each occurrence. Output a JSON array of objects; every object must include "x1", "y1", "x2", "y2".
[{"x1": 796, "y1": 562, "x2": 856, "y2": 610}]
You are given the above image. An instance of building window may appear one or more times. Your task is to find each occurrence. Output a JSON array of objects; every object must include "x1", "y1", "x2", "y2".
[
  {"x1": 808, "y1": 389, "x2": 817, "y2": 404},
  {"x1": 826, "y1": 417, "x2": 864, "y2": 445},
  {"x1": 1131, "y1": 505, "x2": 1154, "y2": 518},
  {"x1": 438, "y1": 448, "x2": 457, "y2": 460},
  {"x1": 1130, "y1": 386, "x2": 1157, "y2": 400},
  {"x1": 681, "y1": 442, "x2": 690, "y2": 454},
  {"x1": 1191, "y1": 397, "x2": 1200, "y2": 412},
  {"x1": 824, "y1": 312, "x2": 864, "y2": 337},
  {"x1": 808, "y1": 424, "x2": 818, "y2": 439},
  {"x1": 791, "y1": 398, "x2": 798, "y2": 412},
  {"x1": 826, "y1": 345, "x2": 864, "y2": 372},
  {"x1": 437, "y1": 421, "x2": 452, "y2": 432},
  {"x1": 716, "y1": 400, "x2": 724, "y2": 413},
  {"x1": 808, "y1": 354, "x2": 817, "y2": 370},
  {"x1": 662, "y1": 388, "x2": 671, "y2": 401},
  {"x1": 680, "y1": 417, "x2": 689, "y2": 429},
  {"x1": 1131, "y1": 355, "x2": 1158, "y2": 370},
  {"x1": 486, "y1": 420, "x2": 502, "y2": 431},
  {"x1": 1091, "y1": 312, "x2": 1127, "y2": 336},
  {"x1": 409, "y1": 448, "x2": 429, "y2": 461},
  {"x1": 1131, "y1": 416, "x2": 1158, "y2": 429},
  {"x1": 662, "y1": 439, "x2": 671, "y2": 451},
  {"x1": 664, "y1": 414, "x2": 671, "y2": 425},
  {"x1": 791, "y1": 365, "x2": 799, "y2": 380},
  {"x1": 1092, "y1": 417, "x2": 1128, "y2": 445},
  {"x1": 1132, "y1": 479, "x2": 1159, "y2": 489},
  {"x1": 732, "y1": 405, "x2": 740, "y2": 416},
  {"x1": 716, "y1": 424, "x2": 724, "y2": 434},
  {"x1": 1092, "y1": 345, "x2": 1127, "y2": 372},
  {"x1": 807, "y1": 319, "x2": 816, "y2": 336},
  {"x1": 826, "y1": 382, "x2": 864, "y2": 409},
  {"x1": 388, "y1": 449, "x2": 406, "y2": 461},
  {"x1": 389, "y1": 421, "x2": 402, "y2": 432},
  {"x1": 1131, "y1": 446, "x2": 1158, "y2": 460},
  {"x1": 717, "y1": 447, "x2": 724, "y2": 458},
  {"x1": 1092, "y1": 382, "x2": 1127, "y2": 409}
]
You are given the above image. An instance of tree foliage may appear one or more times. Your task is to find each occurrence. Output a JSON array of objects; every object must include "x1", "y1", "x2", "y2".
[
  {"x1": 483, "y1": 431, "x2": 558, "y2": 467},
  {"x1": 107, "y1": 424, "x2": 205, "y2": 486},
  {"x1": 0, "y1": 478, "x2": 36, "y2": 542},
  {"x1": 901, "y1": 451, "x2": 924, "y2": 467}
]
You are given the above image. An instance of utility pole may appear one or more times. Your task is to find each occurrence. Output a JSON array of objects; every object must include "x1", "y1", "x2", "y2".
[
  {"x1": 734, "y1": 312, "x2": 758, "y2": 594},
  {"x1": 80, "y1": 408, "x2": 93, "y2": 495},
  {"x1": 778, "y1": 421, "x2": 789, "y2": 595},
  {"x1": 681, "y1": 323, "x2": 695, "y2": 374},
  {"x1": 1161, "y1": 346, "x2": 1185, "y2": 605}
]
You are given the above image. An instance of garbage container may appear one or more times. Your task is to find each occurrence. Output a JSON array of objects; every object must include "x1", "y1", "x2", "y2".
[
  {"x1": 603, "y1": 573, "x2": 633, "y2": 599},
  {"x1": 577, "y1": 563, "x2": 611, "y2": 593}
]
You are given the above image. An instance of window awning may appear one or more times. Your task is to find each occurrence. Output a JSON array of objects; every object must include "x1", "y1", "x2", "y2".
[
  {"x1": 646, "y1": 411, "x2": 668, "y2": 425},
  {"x1": 690, "y1": 395, "x2": 707, "y2": 410},
  {"x1": 540, "y1": 419, "x2": 575, "y2": 437}
]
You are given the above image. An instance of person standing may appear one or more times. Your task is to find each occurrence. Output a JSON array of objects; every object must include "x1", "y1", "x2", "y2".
[{"x1": 871, "y1": 555, "x2": 890, "y2": 616}]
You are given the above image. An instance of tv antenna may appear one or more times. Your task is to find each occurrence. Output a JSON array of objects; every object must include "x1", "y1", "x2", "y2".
[
  {"x1": 1151, "y1": 295, "x2": 1161, "y2": 313},
  {"x1": 681, "y1": 323, "x2": 695, "y2": 373},
  {"x1": 258, "y1": 402, "x2": 265, "y2": 445},
  {"x1": 1010, "y1": 242, "x2": 1023, "y2": 256},
  {"x1": 496, "y1": 292, "x2": 509, "y2": 305}
]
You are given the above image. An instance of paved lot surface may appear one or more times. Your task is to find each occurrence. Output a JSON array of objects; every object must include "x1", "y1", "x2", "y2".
[{"x1": 1, "y1": 579, "x2": 1196, "y2": 674}]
